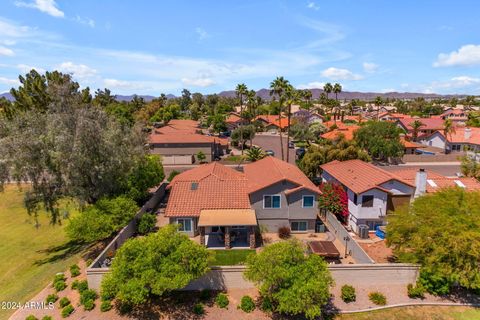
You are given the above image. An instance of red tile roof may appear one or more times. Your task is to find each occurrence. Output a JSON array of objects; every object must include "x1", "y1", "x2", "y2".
[
  {"x1": 321, "y1": 125, "x2": 359, "y2": 141},
  {"x1": 398, "y1": 117, "x2": 445, "y2": 131},
  {"x1": 149, "y1": 119, "x2": 228, "y2": 145},
  {"x1": 255, "y1": 115, "x2": 290, "y2": 128},
  {"x1": 226, "y1": 113, "x2": 242, "y2": 124},
  {"x1": 392, "y1": 168, "x2": 480, "y2": 192},
  {"x1": 320, "y1": 159, "x2": 414, "y2": 194},
  {"x1": 438, "y1": 127, "x2": 480, "y2": 145}
]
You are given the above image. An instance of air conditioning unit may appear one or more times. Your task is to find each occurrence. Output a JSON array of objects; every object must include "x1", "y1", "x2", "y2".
[{"x1": 358, "y1": 224, "x2": 369, "y2": 239}]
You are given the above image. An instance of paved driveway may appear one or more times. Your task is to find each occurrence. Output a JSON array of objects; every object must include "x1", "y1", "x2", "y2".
[{"x1": 252, "y1": 133, "x2": 296, "y2": 164}]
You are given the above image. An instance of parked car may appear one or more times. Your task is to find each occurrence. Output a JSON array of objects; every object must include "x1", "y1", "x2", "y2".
[
  {"x1": 265, "y1": 150, "x2": 275, "y2": 156},
  {"x1": 288, "y1": 141, "x2": 295, "y2": 148}
]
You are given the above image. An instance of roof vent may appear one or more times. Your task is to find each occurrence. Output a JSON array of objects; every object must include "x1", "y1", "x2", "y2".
[
  {"x1": 427, "y1": 179, "x2": 437, "y2": 187},
  {"x1": 454, "y1": 180, "x2": 466, "y2": 188},
  {"x1": 191, "y1": 182, "x2": 199, "y2": 190}
]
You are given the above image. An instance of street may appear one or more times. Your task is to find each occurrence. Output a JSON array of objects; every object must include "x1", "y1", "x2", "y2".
[{"x1": 252, "y1": 133, "x2": 297, "y2": 164}]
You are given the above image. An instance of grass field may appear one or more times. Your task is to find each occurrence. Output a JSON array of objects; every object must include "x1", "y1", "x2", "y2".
[
  {"x1": 210, "y1": 249, "x2": 255, "y2": 265},
  {"x1": 0, "y1": 185, "x2": 84, "y2": 319},
  {"x1": 335, "y1": 306, "x2": 480, "y2": 320}
]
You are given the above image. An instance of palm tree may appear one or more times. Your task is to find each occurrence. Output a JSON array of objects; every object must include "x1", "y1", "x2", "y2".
[
  {"x1": 374, "y1": 96, "x2": 384, "y2": 120},
  {"x1": 410, "y1": 120, "x2": 425, "y2": 142},
  {"x1": 235, "y1": 83, "x2": 248, "y2": 154},
  {"x1": 284, "y1": 84, "x2": 298, "y2": 163},
  {"x1": 246, "y1": 89, "x2": 258, "y2": 147},
  {"x1": 246, "y1": 146, "x2": 266, "y2": 162},
  {"x1": 270, "y1": 76, "x2": 290, "y2": 161},
  {"x1": 443, "y1": 119, "x2": 456, "y2": 153},
  {"x1": 333, "y1": 83, "x2": 342, "y2": 101},
  {"x1": 302, "y1": 89, "x2": 313, "y2": 110},
  {"x1": 323, "y1": 83, "x2": 333, "y2": 100}
]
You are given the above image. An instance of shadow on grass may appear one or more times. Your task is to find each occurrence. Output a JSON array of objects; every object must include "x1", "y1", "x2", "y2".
[{"x1": 33, "y1": 240, "x2": 89, "y2": 265}]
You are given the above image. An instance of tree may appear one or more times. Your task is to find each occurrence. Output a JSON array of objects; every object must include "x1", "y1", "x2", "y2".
[
  {"x1": 236, "y1": 83, "x2": 248, "y2": 155},
  {"x1": 410, "y1": 120, "x2": 425, "y2": 142},
  {"x1": 318, "y1": 182, "x2": 348, "y2": 220},
  {"x1": 461, "y1": 155, "x2": 480, "y2": 179},
  {"x1": 284, "y1": 84, "x2": 298, "y2": 162},
  {"x1": 101, "y1": 224, "x2": 211, "y2": 305},
  {"x1": 387, "y1": 188, "x2": 480, "y2": 294},
  {"x1": 180, "y1": 89, "x2": 191, "y2": 111},
  {"x1": 246, "y1": 146, "x2": 266, "y2": 162},
  {"x1": 66, "y1": 196, "x2": 138, "y2": 242},
  {"x1": 323, "y1": 83, "x2": 333, "y2": 100},
  {"x1": 244, "y1": 239, "x2": 333, "y2": 319},
  {"x1": 196, "y1": 151, "x2": 206, "y2": 163},
  {"x1": 374, "y1": 96, "x2": 383, "y2": 120},
  {"x1": 289, "y1": 123, "x2": 314, "y2": 143},
  {"x1": 270, "y1": 77, "x2": 290, "y2": 161},
  {"x1": 354, "y1": 121, "x2": 404, "y2": 161},
  {"x1": 126, "y1": 155, "x2": 165, "y2": 203},
  {"x1": 443, "y1": 119, "x2": 456, "y2": 153},
  {"x1": 93, "y1": 88, "x2": 116, "y2": 107},
  {"x1": 231, "y1": 125, "x2": 255, "y2": 148},
  {"x1": 333, "y1": 83, "x2": 342, "y2": 101},
  {"x1": 207, "y1": 114, "x2": 227, "y2": 133}
]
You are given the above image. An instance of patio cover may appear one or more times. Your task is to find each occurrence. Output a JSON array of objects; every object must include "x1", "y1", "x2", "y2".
[
  {"x1": 198, "y1": 209, "x2": 257, "y2": 227},
  {"x1": 308, "y1": 241, "x2": 341, "y2": 258}
]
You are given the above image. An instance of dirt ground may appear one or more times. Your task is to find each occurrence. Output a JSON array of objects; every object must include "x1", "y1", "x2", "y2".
[{"x1": 358, "y1": 240, "x2": 394, "y2": 263}]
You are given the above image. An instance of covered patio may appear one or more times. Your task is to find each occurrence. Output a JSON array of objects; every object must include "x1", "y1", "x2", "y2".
[{"x1": 197, "y1": 209, "x2": 257, "y2": 249}]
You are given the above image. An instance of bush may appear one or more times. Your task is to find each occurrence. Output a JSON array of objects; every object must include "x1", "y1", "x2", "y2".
[
  {"x1": 137, "y1": 213, "x2": 156, "y2": 235},
  {"x1": 369, "y1": 292, "x2": 387, "y2": 305},
  {"x1": 53, "y1": 273, "x2": 66, "y2": 283},
  {"x1": 80, "y1": 289, "x2": 97, "y2": 305},
  {"x1": 100, "y1": 300, "x2": 112, "y2": 312},
  {"x1": 59, "y1": 297, "x2": 71, "y2": 308},
  {"x1": 192, "y1": 303, "x2": 204, "y2": 315},
  {"x1": 238, "y1": 295, "x2": 255, "y2": 313},
  {"x1": 407, "y1": 283, "x2": 426, "y2": 299},
  {"x1": 46, "y1": 293, "x2": 58, "y2": 304},
  {"x1": 278, "y1": 226, "x2": 291, "y2": 239},
  {"x1": 42, "y1": 316, "x2": 53, "y2": 320},
  {"x1": 199, "y1": 289, "x2": 211, "y2": 301},
  {"x1": 70, "y1": 264, "x2": 81, "y2": 277},
  {"x1": 260, "y1": 296, "x2": 273, "y2": 312},
  {"x1": 215, "y1": 293, "x2": 229, "y2": 308},
  {"x1": 71, "y1": 280, "x2": 79, "y2": 290},
  {"x1": 61, "y1": 305, "x2": 74, "y2": 318},
  {"x1": 76, "y1": 280, "x2": 89, "y2": 293},
  {"x1": 341, "y1": 285, "x2": 356, "y2": 303},
  {"x1": 168, "y1": 170, "x2": 180, "y2": 182},
  {"x1": 418, "y1": 270, "x2": 452, "y2": 296},
  {"x1": 54, "y1": 280, "x2": 67, "y2": 292},
  {"x1": 83, "y1": 299, "x2": 95, "y2": 311},
  {"x1": 25, "y1": 315, "x2": 38, "y2": 320}
]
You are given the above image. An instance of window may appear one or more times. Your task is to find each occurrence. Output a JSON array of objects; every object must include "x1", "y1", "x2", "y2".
[
  {"x1": 264, "y1": 195, "x2": 281, "y2": 208},
  {"x1": 177, "y1": 218, "x2": 192, "y2": 232},
  {"x1": 291, "y1": 221, "x2": 307, "y2": 232},
  {"x1": 361, "y1": 195, "x2": 374, "y2": 207},
  {"x1": 302, "y1": 195, "x2": 315, "y2": 208}
]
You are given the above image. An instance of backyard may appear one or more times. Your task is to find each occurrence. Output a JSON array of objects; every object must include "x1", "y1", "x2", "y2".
[
  {"x1": 335, "y1": 306, "x2": 480, "y2": 320},
  {"x1": 210, "y1": 249, "x2": 255, "y2": 265},
  {"x1": 0, "y1": 185, "x2": 86, "y2": 319}
]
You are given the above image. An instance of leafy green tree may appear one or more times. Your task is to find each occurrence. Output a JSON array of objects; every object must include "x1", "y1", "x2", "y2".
[
  {"x1": 93, "y1": 88, "x2": 116, "y2": 107},
  {"x1": 196, "y1": 151, "x2": 206, "y2": 163},
  {"x1": 101, "y1": 224, "x2": 211, "y2": 305},
  {"x1": 137, "y1": 213, "x2": 157, "y2": 235},
  {"x1": 0, "y1": 97, "x2": 13, "y2": 119},
  {"x1": 244, "y1": 239, "x2": 333, "y2": 319},
  {"x1": 246, "y1": 146, "x2": 266, "y2": 162},
  {"x1": 126, "y1": 155, "x2": 165, "y2": 203},
  {"x1": 150, "y1": 104, "x2": 181, "y2": 123},
  {"x1": 461, "y1": 155, "x2": 480, "y2": 180},
  {"x1": 289, "y1": 123, "x2": 314, "y2": 143},
  {"x1": 387, "y1": 188, "x2": 480, "y2": 294},
  {"x1": 207, "y1": 114, "x2": 227, "y2": 133},
  {"x1": 466, "y1": 112, "x2": 480, "y2": 128},
  {"x1": 354, "y1": 121, "x2": 404, "y2": 161},
  {"x1": 410, "y1": 120, "x2": 425, "y2": 142},
  {"x1": 66, "y1": 196, "x2": 138, "y2": 242},
  {"x1": 179, "y1": 89, "x2": 191, "y2": 111},
  {"x1": 231, "y1": 125, "x2": 255, "y2": 148}
]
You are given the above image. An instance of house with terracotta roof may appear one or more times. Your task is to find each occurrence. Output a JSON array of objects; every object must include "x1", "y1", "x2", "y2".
[
  {"x1": 320, "y1": 125, "x2": 359, "y2": 141},
  {"x1": 149, "y1": 119, "x2": 228, "y2": 164},
  {"x1": 225, "y1": 112, "x2": 249, "y2": 131},
  {"x1": 292, "y1": 110, "x2": 324, "y2": 124},
  {"x1": 320, "y1": 160, "x2": 415, "y2": 233},
  {"x1": 396, "y1": 117, "x2": 445, "y2": 138},
  {"x1": 439, "y1": 109, "x2": 468, "y2": 123},
  {"x1": 165, "y1": 157, "x2": 321, "y2": 249},
  {"x1": 255, "y1": 115, "x2": 290, "y2": 132},
  {"x1": 419, "y1": 127, "x2": 480, "y2": 152}
]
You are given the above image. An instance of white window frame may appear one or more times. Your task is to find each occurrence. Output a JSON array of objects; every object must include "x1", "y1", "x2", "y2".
[
  {"x1": 177, "y1": 218, "x2": 193, "y2": 232},
  {"x1": 291, "y1": 221, "x2": 308, "y2": 232},
  {"x1": 263, "y1": 194, "x2": 281, "y2": 209},
  {"x1": 302, "y1": 195, "x2": 315, "y2": 208}
]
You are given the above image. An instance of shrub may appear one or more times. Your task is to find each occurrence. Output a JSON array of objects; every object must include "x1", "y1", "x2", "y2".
[
  {"x1": 42, "y1": 316, "x2": 53, "y2": 320},
  {"x1": 278, "y1": 226, "x2": 291, "y2": 239},
  {"x1": 100, "y1": 300, "x2": 112, "y2": 312},
  {"x1": 25, "y1": 315, "x2": 38, "y2": 320},
  {"x1": 61, "y1": 305, "x2": 74, "y2": 318},
  {"x1": 341, "y1": 285, "x2": 356, "y2": 303},
  {"x1": 71, "y1": 280, "x2": 79, "y2": 290},
  {"x1": 54, "y1": 280, "x2": 67, "y2": 292},
  {"x1": 369, "y1": 292, "x2": 387, "y2": 305},
  {"x1": 199, "y1": 289, "x2": 211, "y2": 301},
  {"x1": 83, "y1": 299, "x2": 95, "y2": 311},
  {"x1": 80, "y1": 289, "x2": 97, "y2": 305},
  {"x1": 137, "y1": 213, "x2": 156, "y2": 235},
  {"x1": 168, "y1": 170, "x2": 180, "y2": 182},
  {"x1": 215, "y1": 293, "x2": 229, "y2": 308},
  {"x1": 76, "y1": 280, "x2": 89, "y2": 293},
  {"x1": 46, "y1": 293, "x2": 58, "y2": 304},
  {"x1": 238, "y1": 295, "x2": 255, "y2": 313},
  {"x1": 53, "y1": 273, "x2": 66, "y2": 283},
  {"x1": 260, "y1": 296, "x2": 273, "y2": 312},
  {"x1": 407, "y1": 283, "x2": 426, "y2": 299},
  {"x1": 192, "y1": 303, "x2": 204, "y2": 315},
  {"x1": 70, "y1": 264, "x2": 81, "y2": 277},
  {"x1": 59, "y1": 297, "x2": 71, "y2": 308}
]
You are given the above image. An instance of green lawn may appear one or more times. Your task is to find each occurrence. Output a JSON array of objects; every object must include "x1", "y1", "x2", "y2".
[
  {"x1": 334, "y1": 306, "x2": 480, "y2": 320},
  {"x1": 0, "y1": 185, "x2": 84, "y2": 319},
  {"x1": 210, "y1": 249, "x2": 255, "y2": 266}
]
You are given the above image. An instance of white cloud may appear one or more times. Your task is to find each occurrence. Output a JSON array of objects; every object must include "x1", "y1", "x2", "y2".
[
  {"x1": 321, "y1": 67, "x2": 363, "y2": 80},
  {"x1": 17, "y1": 64, "x2": 46, "y2": 74},
  {"x1": 74, "y1": 15, "x2": 95, "y2": 28},
  {"x1": 297, "y1": 81, "x2": 325, "y2": 89},
  {"x1": 0, "y1": 18, "x2": 32, "y2": 38},
  {"x1": 15, "y1": 0, "x2": 64, "y2": 18},
  {"x1": 307, "y1": 2, "x2": 320, "y2": 10},
  {"x1": 57, "y1": 62, "x2": 97, "y2": 79},
  {"x1": 181, "y1": 77, "x2": 215, "y2": 87},
  {"x1": 0, "y1": 77, "x2": 20, "y2": 86},
  {"x1": 422, "y1": 76, "x2": 480, "y2": 94},
  {"x1": 195, "y1": 27, "x2": 210, "y2": 41},
  {"x1": 434, "y1": 44, "x2": 480, "y2": 67},
  {"x1": 0, "y1": 46, "x2": 15, "y2": 56},
  {"x1": 363, "y1": 62, "x2": 378, "y2": 73},
  {"x1": 103, "y1": 79, "x2": 142, "y2": 90}
]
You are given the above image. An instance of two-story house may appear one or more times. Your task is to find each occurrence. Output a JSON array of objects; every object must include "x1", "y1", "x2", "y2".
[{"x1": 164, "y1": 157, "x2": 321, "y2": 249}]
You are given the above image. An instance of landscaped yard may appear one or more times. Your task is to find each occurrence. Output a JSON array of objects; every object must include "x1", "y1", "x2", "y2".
[
  {"x1": 210, "y1": 249, "x2": 255, "y2": 265},
  {"x1": 334, "y1": 306, "x2": 480, "y2": 320},
  {"x1": 0, "y1": 185, "x2": 85, "y2": 319}
]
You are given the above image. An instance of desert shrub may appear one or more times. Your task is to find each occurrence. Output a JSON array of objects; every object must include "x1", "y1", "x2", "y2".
[
  {"x1": 260, "y1": 296, "x2": 273, "y2": 312},
  {"x1": 407, "y1": 283, "x2": 426, "y2": 299},
  {"x1": 80, "y1": 289, "x2": 97, "y2": 305},
  {"x1": 53, "y1": 273, "x2": 65, "y2": 283},
  {"x1": 238, "y1": 295, "x2": 255, "y2": 313},
  {"x1": 215, "y1": 293, "x2": 229, "y2": 308},
  {"x1": 192, "y1": 303, "x2": 204, "y2": 315},
  {"x1": 45, "y1": 293, "x2": 58, "y2": 304},
  {"x1": 199, "y1": 289, "x2": 211, "y2": 301},
  {"x1": 341, "y1": 285, "x2": 356, "y2": 303},
  {"x1": 369, "y1": 292, "x2": 387, "y2": 305},
  {"x1": 278, "y1": 226, "x2": 291, "y2": 239},
  {"x1": 100, "y1": 300, "x2": 112, "y2": 312},
  {"x1": 137, "y1": 213, "x2": 156, "y2": 235},
  {"x1": 70, "y1": 264, "x2": 81, "y2": 277},
  {"x1": 76, "y1": 280, "x2": 89, "y2": 293},
  {"x1": 54, "y1": 280, "x2": 67, "y2": 292},
  {"x1": 59, "y1": 297, "x2": 71, "y2": 308},
  {"x1": 61, "y1": 305, "x2": 74, "y2": 318},
  {"x1": 41, "y1": 316, "x2": 53, "y2": 320},
  {"x1": 25, "y1": 315, "x2": 38, "y2": 320},
  {"x1": 83, "y1": 299, "x2": 95, "y2": 311},
  {"x1": 71, "y1": 280, "x2": 79, "y2": 290}
]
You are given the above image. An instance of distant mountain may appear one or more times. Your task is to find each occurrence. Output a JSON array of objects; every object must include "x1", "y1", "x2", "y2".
[
  {"x1": 115, "y1": 94, "x2": 156, "y2": 102},
  {"x1": 0, "y1": 92, "x2": 14, "y2": 101}
]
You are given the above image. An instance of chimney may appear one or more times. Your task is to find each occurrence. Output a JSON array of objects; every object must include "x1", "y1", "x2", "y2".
[
  {"x1": 414, "y1": 168, "x2": 427, "y2": 198},
  {"x1": 465, "y1": 127, "x2": 472, "y2": 141}
]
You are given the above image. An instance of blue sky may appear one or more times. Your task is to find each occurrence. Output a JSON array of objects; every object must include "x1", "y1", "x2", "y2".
[{"x1": 0, "y1": 0, "x2": 479, "y2": 95}]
